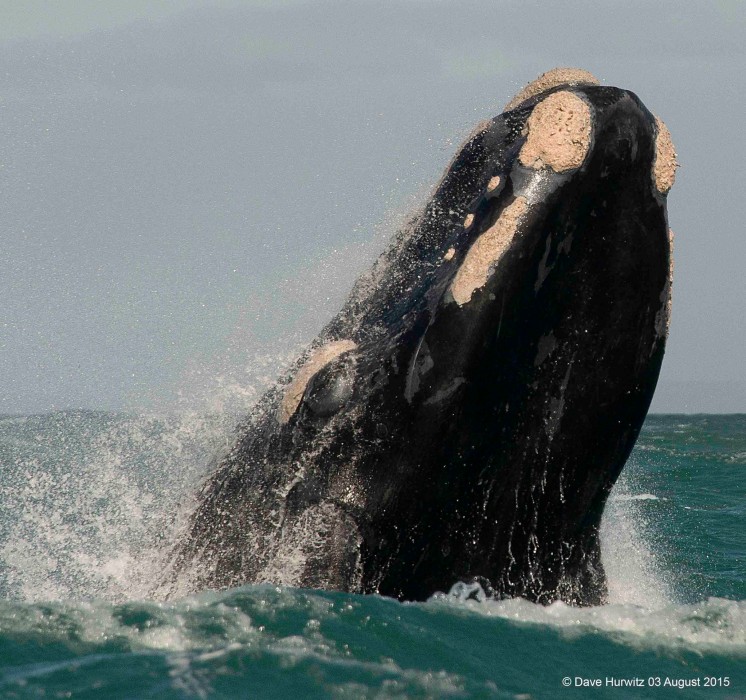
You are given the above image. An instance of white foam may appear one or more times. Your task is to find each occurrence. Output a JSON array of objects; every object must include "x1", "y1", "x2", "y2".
[{"x1": 433, "y1": 590, "x2": 746, "y2": 654}]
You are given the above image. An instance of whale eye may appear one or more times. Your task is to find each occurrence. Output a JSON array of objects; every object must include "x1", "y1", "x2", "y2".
[
  {"x1": 302, "y1": 354, "x2": 356, "y2": 419},
  {"x1": 278, "y1": 339, "x2": 357, "y2": 423}
]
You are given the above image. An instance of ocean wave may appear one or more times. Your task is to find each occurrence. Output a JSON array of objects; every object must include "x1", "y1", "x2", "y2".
[
  {"x1": 0, "y1": 585, "x2": 744, "y2": 698},
  {"x1": 1, "y1": 585, "x2": 744, "y2": 661},
  {"x1": 434, "y1": 584, "x2": 746, "y2": 655}
]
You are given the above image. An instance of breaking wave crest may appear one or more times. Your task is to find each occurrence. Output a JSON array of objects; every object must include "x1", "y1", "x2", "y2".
[{"x1": 0, "y1": 585, "x2": 743, "y2": 699}]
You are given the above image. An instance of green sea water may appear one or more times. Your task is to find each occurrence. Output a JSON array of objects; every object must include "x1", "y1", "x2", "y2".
[{"x1": 0, "y1": 412, "x2": 743, "y2": 699}]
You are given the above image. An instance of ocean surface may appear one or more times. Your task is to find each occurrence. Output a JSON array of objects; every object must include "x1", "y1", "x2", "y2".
[{"x1": 0, "y1": 412, "x2": 743, "y2": 699}]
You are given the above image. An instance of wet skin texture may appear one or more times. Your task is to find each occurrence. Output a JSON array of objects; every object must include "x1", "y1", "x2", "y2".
[{"x1": 165, "y1": 81, "x2": 673, "y2": 606}]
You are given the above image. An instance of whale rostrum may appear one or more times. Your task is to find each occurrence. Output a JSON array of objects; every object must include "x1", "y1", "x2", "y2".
[{"x1": 160, "y1": 68, "x2": 677, "y2": 606}]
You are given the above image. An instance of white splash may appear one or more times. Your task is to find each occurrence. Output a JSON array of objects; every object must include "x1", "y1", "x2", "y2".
[{"x1": 600, "y1": 459, "x2": 675, "y2": 610}]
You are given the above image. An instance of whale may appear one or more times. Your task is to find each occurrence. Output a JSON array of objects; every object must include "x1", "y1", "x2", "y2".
[{"x1": 160, "y1": 68, "x2": 676, "y2": 606}]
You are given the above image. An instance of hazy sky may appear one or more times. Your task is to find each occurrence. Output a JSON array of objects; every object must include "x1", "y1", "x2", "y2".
[{"x1": 2, "y1": 1, "x2": 745, "y2": 414}]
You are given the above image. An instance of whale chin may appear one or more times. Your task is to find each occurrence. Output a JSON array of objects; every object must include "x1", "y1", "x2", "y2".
[{"x1": 160, "y1": 68, "x2": 676, "y2": 606}]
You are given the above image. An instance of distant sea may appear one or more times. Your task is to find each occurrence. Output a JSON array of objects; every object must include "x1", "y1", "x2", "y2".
[{"x1": 0, "y1": 412, "x2": 743, "y2": 698}]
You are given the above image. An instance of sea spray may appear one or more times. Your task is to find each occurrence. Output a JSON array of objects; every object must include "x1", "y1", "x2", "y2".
[
  {"x1": 601, "y1": 457, "x2": 674, "y2": 609},
  {"x1": 0, "y1": 411, "x2": 231, "y2": 602}
]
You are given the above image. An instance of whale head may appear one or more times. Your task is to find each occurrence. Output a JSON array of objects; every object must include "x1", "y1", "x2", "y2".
[{"x1": 166, "y1": 69, "x2": 675, "y2": 606}]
